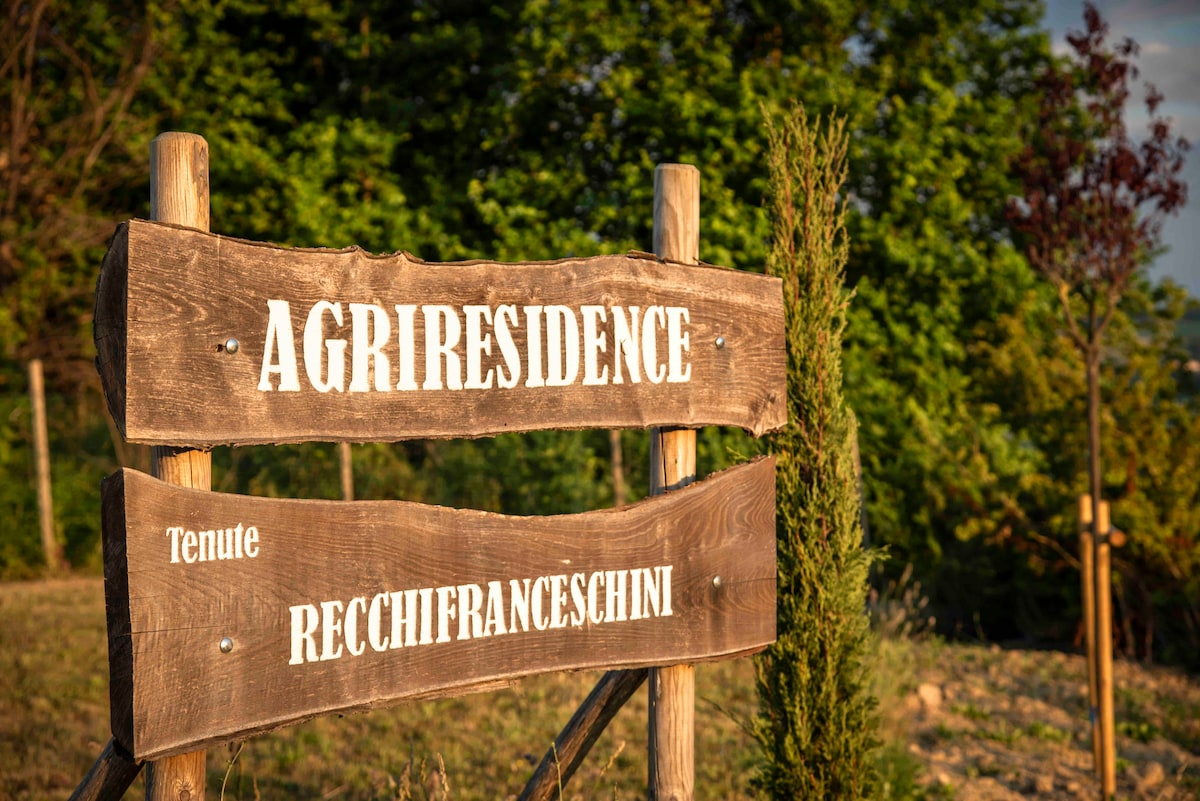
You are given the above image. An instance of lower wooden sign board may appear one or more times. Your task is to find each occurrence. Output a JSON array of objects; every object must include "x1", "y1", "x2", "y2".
[{"x1": 103, "y1": 457, "x2": 776, "y2": 761}]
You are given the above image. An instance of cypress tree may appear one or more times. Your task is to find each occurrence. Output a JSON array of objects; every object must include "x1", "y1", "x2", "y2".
[{"x1": 753, "y1": 105, "x2": 879, "y2": 799}]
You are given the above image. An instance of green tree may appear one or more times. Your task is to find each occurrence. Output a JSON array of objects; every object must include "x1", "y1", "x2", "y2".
[
  {"x1": 4, "y1": 0, "x2": 1149, "y2": 675},
  {"x1": 753, "y1": 105, "x2": 877, "y2": 799},
  {"x1": 838, "y1": 0, "x2": 1057, "y2": 634}
]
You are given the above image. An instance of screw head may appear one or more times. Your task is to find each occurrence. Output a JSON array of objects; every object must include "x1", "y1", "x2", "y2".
[
  {"x1": 223, "y1": 337, "x2": 240, "y2": 355},
  {"x1": 219, "y1": 637, "x2": 234, "y2": 654},
  {"x1": 712, "y1": 575, "x2": 722, "y2": 588},
  {"x1": 714, "y1": 336, "x2": 726, "y2": 350}
]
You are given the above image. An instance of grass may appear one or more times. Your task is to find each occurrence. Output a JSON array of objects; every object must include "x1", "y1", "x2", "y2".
[
  {"x1": 1, "y1": 577, "x2": 760, "y2": 800},
  {"x1": 12, "y1": 574, "x2": 1198, "y2": 800}
]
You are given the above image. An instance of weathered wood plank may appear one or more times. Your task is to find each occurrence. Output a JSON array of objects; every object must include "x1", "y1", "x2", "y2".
[
  {"x1": 648, "y1": 162, "x2": 698, "y2": 801},
  {"x1": 103, "y1": 457, "x2": 777, "y2": 761},
  {"x1": 94, "y1": 219, "x2": 786, "y2": 446}
]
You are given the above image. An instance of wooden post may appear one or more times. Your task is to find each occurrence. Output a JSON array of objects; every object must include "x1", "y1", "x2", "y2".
[
  {"x1": 518, "y1": 669, "x2": 649, "y2": 801},
  {"x1": 339, "y1": 442, "x2": 354, "y2": 500},
  {"x1": 146, "y1": 131, "x2": 210, "y2": 801},
  {"x1": 648, "y1": 163, "x2": 698, "y2": 801},
  {"x1": 29, "y1": 358, "x2": 60, "y2": 569},
  {"x1": 609, "y1": 430, "x2": 625, "y2": 506},
  {"x1": 1078, "y1": 495, "x2": 1100, "y2": 776},
  {"x1": 1096, "y1": 500, "x2": 1117, "y2": 799},
  {"x1": 68, "y1": 737, "x2": 142, "y2": 801}
]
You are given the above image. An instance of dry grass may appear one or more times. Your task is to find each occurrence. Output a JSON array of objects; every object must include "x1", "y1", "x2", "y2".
[
  {"x1": 7, "y1": 577, "x2": 1197, "y2": 800},
  {"x1": 0, "y1": 578, "x2": 758, "y2": 800}
]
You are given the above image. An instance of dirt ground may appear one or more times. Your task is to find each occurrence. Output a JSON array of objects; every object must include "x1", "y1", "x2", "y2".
[{"x1": 894, "y1": 641, "x2": 1200, "y2": 800}]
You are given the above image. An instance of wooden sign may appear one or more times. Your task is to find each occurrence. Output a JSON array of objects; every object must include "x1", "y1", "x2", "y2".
[
  {"x1": 103, "y1": 457, "x2": 777, "y2": 760},
  {"x1": 94, "y1": 219, "x2": 786, "y2": 446}
]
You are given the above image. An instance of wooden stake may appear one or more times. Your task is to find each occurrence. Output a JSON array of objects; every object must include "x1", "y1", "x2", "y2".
[
  {"x1": 1096, "y1": 500, "x2": 1117, "y2": 799},
  {"x1": 339, "y1": 442, "x2": 354, "y2": 500},
  {"x1": 518, "y1": 669, "x2": 649, "y2": 801},
  {"x1": 146, "y1": 131, "x2": 210, "y2": 801},
  {"x1": 68, "y1": 737, "x2": 142, "y2": 801},
  {"x1": 29, "y1": 358, "x2": 60, "y2": 570},
  {"x1": 609, "y1": 430, "x2": 625, "y2": 506},
  {"x1": 1078, "y1": 494, "x2": 1100, "y2": 776},
  {"x1": 648, "y1": 163, "x2": 698, "y2": 801}
]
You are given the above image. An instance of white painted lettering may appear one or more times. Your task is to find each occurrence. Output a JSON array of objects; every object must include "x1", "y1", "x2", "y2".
[
  {"x1": 605, "y1": 569, "x2": 627, "y2": 622},
  {"x1": 457, "y1": 583, "x2": 484, "y2": 640},
  {"x1": 666, "y1": 307, "x2": 691, "y2": 383},
  {"x1": 494, "y1": 305, "x2": 521, "y2": 388},
  {"x1": 394, "y1": 305, "x2": 419, "y2": 390},
  {"x1": 423, "y1": 305, "x2": 462, "y2": 390},
  {"x1": 463, "y1": 306, "x2": 494, "y2": 390},
  {"x1": 319, "y1": 599, "x2": 344, "y2": 661},
  {"x1": 581, "y1": 305, "x2": 609, "y2": 386},
  {"x1": 259, "y1": 300, "x2": 301, "y2": 391},
  {"x1": 523, "y1": 306, "x2": 545, "y2": 388},
  {"x1": 642, "y1": 306, "x2": 667, "y2": 384},
  {"x1": 586, "y1": 571, "x2": 605, "y2": 625},
  {"x1": 483, "y1": 581, "x2": 507, "y2": 636},
  {"x1": 349, "y1": 303, "x2": 391, "y2": 392},
  {"x1": 611, "y1": 306, "x2": 641, "y2": 384},
  {"x1": 544, "y1": 306, "x2": 579, "y2": 387},
  {"x1": 569, "y1": 572, "x2": 587, "y2": 627},
  {"x1": 244, "y1": 526, "x2": 259, "y2": 558},
  {"x1": 344, "y1": 596, "x2": 368, "y2": 656},
  {"x1": 531, "y1": 576, "x2": 551, "y2": 631},
  {"x1": 367, "y1": 592, "x2": 390, "y2": 651},
  {"x1": 435, "y1": 585, "x2": 457, "y2": 643},
  {"x1": 182, "y1": 529, "x2": 197, "y2": 564},
  {"x1": 510, "y1": 578, "x2": 532, "y2": 632},
  {"x1": 286, "y1": 563, "x2": 676, "y2": 665},
  {"x1": 549, "y1": 573, "x2": 569, "y2": 629},
  {"x1": 304, "y1": 301, "x2": 347, "y2": 393},
  {"x1": 166, "y1": 527, "x2": 183, "y2": 564},
  {"x1": 289, "y1": 603, "x2": 319, "y2": 665}
]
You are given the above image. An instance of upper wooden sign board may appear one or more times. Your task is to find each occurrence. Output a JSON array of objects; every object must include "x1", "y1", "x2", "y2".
[
  {"x1": 103, "y1": 457, "x2": 777, "y2": 760},
  {"x1": 94, "y1": 220, "x2": 786, "y2": 446}
]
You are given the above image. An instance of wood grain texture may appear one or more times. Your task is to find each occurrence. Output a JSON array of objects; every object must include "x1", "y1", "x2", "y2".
[
  {"x1": 29, "y1": 359, "x2": 59, "y2": 568},
  {"x1": 102, "y1": 457, "x2": 777, "y2": 761},
  {"x1": 648, "y1": 163, "x2": 699, "y2": 801},
  {"x1": 1096, "y1": 501, "x2": 1117, "y2": 797},
  {"x1": 1079, "y1": 495, "x2": 1100, "y2": 775},
  {"x1": 94, "y1": 218, "x2": 786, "y2": 446},
  {"x1": 145, "y1": 131, "x2": 212, "y2": 801}
]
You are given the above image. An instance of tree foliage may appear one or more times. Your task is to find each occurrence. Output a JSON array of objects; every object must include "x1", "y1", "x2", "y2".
[
  {"x1": 0, "y1": 0, "x2": 1195, "y2": 673},
  {"x1": 0, "y1": 0, "x2": 163, "y2": 386},
  {"x1": 1008, "y1": 1, "x2": 1193, "y2": 662}
]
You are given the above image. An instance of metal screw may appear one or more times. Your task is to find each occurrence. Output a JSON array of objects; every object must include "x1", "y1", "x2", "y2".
[
  {"x1": 219, "y1": 637, "x2": 234, "y2": 654},
  {"x1": 223, "y1": 337, "x2": 240, "y2": 355},
  {"x1": 714, "y1": 336, "x2": 726, "y2": 350},
  {"x1": 712, "y1": 575, "x2": 722, "y2": 588}
]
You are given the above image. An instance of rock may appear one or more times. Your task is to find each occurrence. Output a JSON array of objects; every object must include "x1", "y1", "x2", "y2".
[
  {"x1": 1024, "y1": 774, "x2": 1056, "y2": 794},
  {"x1": 1136, "y1": 761, "x2": 1166, "y2": 795},
  {"x1": 917, "y1": 682, "x2": 943, "y2": 713}
]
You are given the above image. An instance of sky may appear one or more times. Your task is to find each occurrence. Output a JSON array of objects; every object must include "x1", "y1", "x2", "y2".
[{"x1": 1041, "y1": 0, "x2": 1200, "y2": 298}]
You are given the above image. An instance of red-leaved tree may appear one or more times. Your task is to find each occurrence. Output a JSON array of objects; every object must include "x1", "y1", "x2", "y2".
[
  {"x1": 1008, "y1": 3, "x2": 1188, "y2": 794},
  {"x1": 1009, "y1": 3, "x2": 1188, "y2": 566}
]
